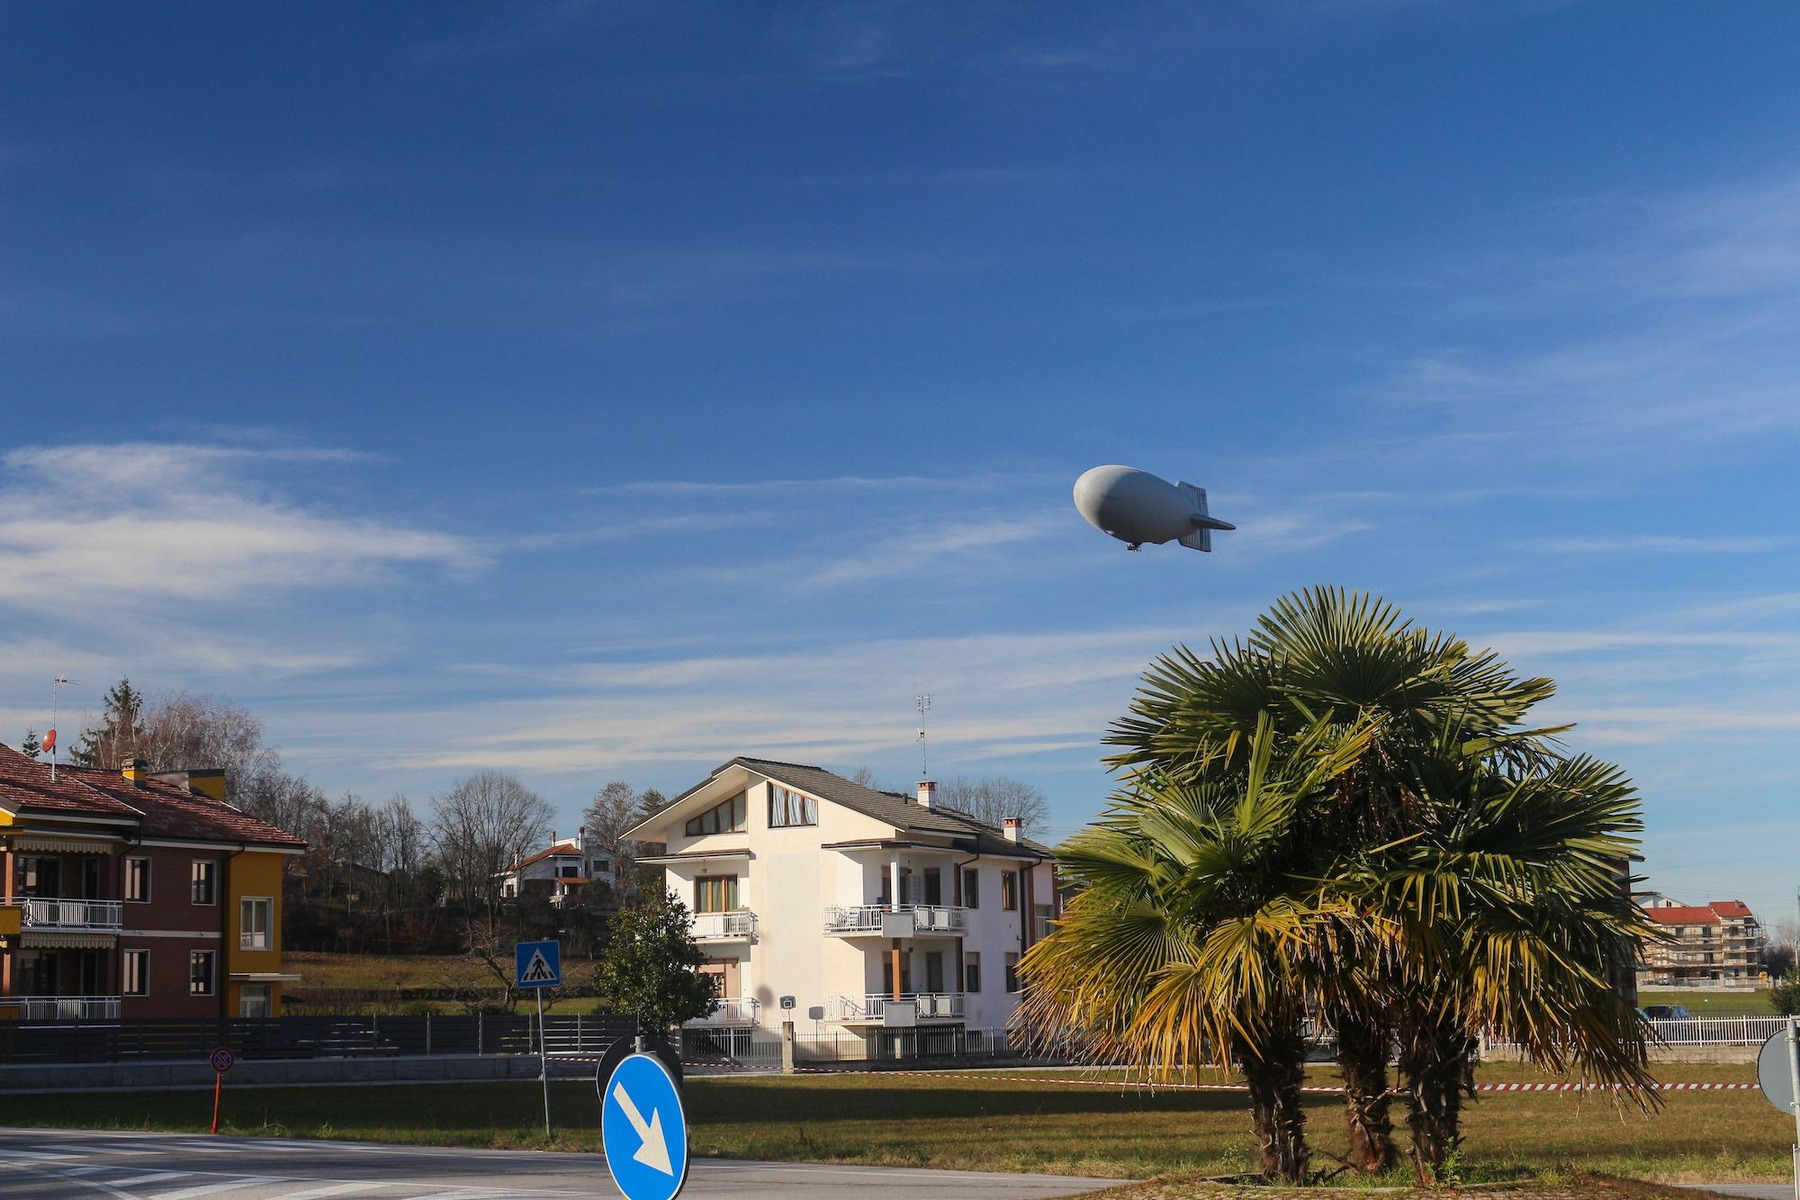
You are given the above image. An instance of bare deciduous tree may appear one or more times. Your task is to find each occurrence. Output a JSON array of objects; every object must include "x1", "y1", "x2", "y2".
[
  {"x1": 936, "y1": 775, "x2": 1049, "y2": 835},
  {"x1": 850, "y1": 765, "x2": 896, "y2": 792},
  {"x1": 582, "y1": 780, "x2": 643, "y2": 905},
  {"x1": 430, "y1": 770, "x2": 554, "y2": 922}
]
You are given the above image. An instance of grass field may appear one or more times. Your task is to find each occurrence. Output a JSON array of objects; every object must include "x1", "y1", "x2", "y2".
[
  {"x1": 284, "y1": 952, "x2": 609, "y2": 1013},
  {"x1": 0, "y1": 1061, "x2": 1789, "y2": 1186},
  {"x1": 1637, "y1": 988, "x2": 1779, "y2": 1017}
]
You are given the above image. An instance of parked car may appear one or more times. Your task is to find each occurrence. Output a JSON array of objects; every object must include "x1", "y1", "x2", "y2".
[{"x1": 1641, "y1": 1004, "x2": 1693, "y2": 1021}]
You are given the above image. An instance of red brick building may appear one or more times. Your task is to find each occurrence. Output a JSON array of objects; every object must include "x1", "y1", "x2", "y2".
[{"x1": 0, "y1": 745, "x2": 307, "y2": 1020}]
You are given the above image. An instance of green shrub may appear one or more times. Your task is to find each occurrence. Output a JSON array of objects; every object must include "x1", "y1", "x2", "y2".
[{"x1": 1771, "y1": 976, "x2": 1800, "y2": 1017}]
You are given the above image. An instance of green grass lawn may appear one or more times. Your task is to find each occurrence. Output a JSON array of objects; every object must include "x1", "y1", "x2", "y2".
[
  {"x1": 0, "y1": 1061, "x2": 1788, "y2": 1186},
  {"x1": 283, "y1": 951, "x2": 610, "y2": 1014},
  {"x1": 1637, "y1": 988, "x2": 1777, "y2": 1017}
]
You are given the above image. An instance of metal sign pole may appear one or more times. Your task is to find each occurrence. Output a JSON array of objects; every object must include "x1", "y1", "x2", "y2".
[
  {"x1": 539, "y1": 987, "x2": 552, "y2": 1139},
  {"x1": 1787, "y1": 1016, "x2": 1799, "y2": 1200}
]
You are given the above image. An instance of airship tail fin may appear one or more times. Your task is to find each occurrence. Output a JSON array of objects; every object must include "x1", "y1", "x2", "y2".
[{"x1": 1175, "y1": 482, "x2": 1232, "y2": 552}]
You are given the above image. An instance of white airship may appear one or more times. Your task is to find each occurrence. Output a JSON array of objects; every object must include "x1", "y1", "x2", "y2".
[{"x1": 1073, "y1": 465, "x2": 1235, "y2": 552}]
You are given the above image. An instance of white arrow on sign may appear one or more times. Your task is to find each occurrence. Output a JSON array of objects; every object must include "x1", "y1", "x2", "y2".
[{"x1": 611, "y1": 1080, "x2": 675, "y2": 1176}]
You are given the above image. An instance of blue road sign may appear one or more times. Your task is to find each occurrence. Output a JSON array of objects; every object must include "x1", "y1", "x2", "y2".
[
  {"x1": 515, "y1": 939, "x2": 562, "y2": 989},
  {"x1": 603, "y1": 1052, "x2": 689, "y2": 1200}
]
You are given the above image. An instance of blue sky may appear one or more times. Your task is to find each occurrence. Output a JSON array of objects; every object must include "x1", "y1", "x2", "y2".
[{"x1": 3, "y1": 2, "x2": 1797, "y2": 926}]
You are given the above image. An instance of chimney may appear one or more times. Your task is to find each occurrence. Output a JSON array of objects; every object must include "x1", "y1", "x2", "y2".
[
  {"x1": 916, "y1": 780, "x2": 936, "y2": 810},
  {"x1": 121, "y1": 757, "x2": 149, "y2": 787},
  {"x1": 576, "y1": 826, "x2": 586, "y2": 852},
  {"x1": 1002, "y1": 817, "x2": 1021, "y2": 843}
]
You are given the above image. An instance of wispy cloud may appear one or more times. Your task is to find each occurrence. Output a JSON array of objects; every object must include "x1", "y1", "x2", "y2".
[
  {"x1": 375, "y1": 622, "x2": 1199, "y2": 776},
  {"x1": 0, "y1": 441, "x2": 480, "y2": 611},
  {"x1": 1521, "y1": 534, "x2": 1798, "y2": 556},
  {"x1": 1373, "y1": 169, "x2": 1800, "y2": 475},
  {"x1": 584, "y1": 471, "x2": 1046, "y2": 498}
]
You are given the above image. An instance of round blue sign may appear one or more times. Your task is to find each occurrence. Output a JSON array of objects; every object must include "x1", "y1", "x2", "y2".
[{"x1": 602, "y1": 1052, "x2": 689, "y2": 1200}]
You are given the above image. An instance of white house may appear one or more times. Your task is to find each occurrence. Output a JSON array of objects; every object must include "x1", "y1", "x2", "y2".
[
  {"x1": 626, "y1": 757, "x2": 1060, "y2": 1043},
  {"x1": 499, "y1": 828, "x2": 617, "y2": 905}
]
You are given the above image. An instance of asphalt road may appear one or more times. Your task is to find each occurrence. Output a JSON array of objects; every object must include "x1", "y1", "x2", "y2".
[{"x1": 0, "y1": 1127, "x2": 1118, "y2": 1200}]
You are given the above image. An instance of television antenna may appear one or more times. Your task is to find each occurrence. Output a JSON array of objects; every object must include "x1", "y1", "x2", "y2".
[
  {"x1": 49, "y1": 675, "x2": 76, "y2": 781},
  {"x1": 915, "y1": 694, "x2": 931, "y2": 777}
]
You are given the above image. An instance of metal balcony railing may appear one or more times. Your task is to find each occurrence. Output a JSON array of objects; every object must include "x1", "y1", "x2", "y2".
[
  {"x1": 821, "y1": 904, "x2": 968, "y2": 935},
  {"x1": 18, "y1": 898, "x2": 124, "y2": 931},
  {"x1": 690, "y1": 910, "x2": 758, "y2": 941},
  {"x1": 685, "y1": 997, "x2": 759, "y2": 1025},
  {"x1": 826, "y1": 993, "x2": 965, "y2": 1022},
  {"x1": 7, "y1": 995, "x2": 123, "y2": 1021}
]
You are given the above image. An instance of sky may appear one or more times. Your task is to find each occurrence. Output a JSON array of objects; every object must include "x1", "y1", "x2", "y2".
[{"x1": 2, "y1": 1, "x2": 1797, "y2": 927}]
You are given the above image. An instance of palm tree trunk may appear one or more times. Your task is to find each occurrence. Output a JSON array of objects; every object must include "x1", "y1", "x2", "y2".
[
  {"x1": 1398, "y1": 1014, "x2": 1478, "y2": 1183},
  {"x1": 1237, "y1": 1026, "x2": 1310, "y2": 1183},
  {"x1": 1335, "y1": 1014, "x2": 1398, "y2": 1173}
]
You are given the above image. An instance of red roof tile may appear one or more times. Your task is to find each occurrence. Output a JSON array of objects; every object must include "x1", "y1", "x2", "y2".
[
  {"x1": 1645, "y1": 902, "x2": 1757, "y2": 925},
  {"x1": 0, "y1": 744, "x2": 144, "y2": 817},
  {"x1": 1645, "y1": 906, "x2": 1720, "y2": 925},
  {"x1": 0, "y1": 744, "x2": 305, "y2": 849}
]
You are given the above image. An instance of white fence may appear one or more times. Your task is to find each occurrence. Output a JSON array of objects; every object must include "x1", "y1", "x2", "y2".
[
  {"x1": 690, "y1": 910, "x2": 757, "y2": 941},
  {"x1": 1485, "y1": 1015, "x2": 1789, "y2": 1052},
  {"x1": 679, "y1": 1024, "x2": 1026, "y2": 1068},
  {"x1": 1646, "y1": 1016, "x2": 1789, "y2": 1045},
  {"x1": 821, "y1": 904, "x2": 968, "y2": 935},
  {"x1": 826, "y1": 993, "x2": 966, "y2": 1021},
  {"x1": 18, "y1": 899, "x2": 124, "y2": 930},
  {"x1": 9, "y1": 995, "x2": 122, "y2": 1021}
]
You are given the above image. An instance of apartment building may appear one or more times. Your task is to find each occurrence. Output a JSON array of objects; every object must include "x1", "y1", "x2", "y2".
[
  {"x1": 1637, "y1": 899, "x2": 1764, "y2": 987},
  {"x1": 626, "y1": 758, "x2": 1059, "y2": 1041},
  {"x1": 498, "y1": 828, "x2": 617, "y2": 905},
  {"x1": 0, "y1": 744, "x2": 307, "y2": 1020}
]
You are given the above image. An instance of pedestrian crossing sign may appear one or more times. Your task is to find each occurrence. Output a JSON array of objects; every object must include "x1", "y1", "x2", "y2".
[{"x1": 515, "y1": 939, "x2": 562, "y2": 988}]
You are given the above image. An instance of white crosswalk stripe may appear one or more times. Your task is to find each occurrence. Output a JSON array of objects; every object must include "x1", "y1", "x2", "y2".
[
  {"x1": 260, "y1": 1184, "x2": 392, "y2": 1200},
  {"x1": 96, "y1": 1171, "x2": 195, "y2": 1187},
  {"x1": 150, "y1": 1178, "x2": 285, "y2": 1199}
]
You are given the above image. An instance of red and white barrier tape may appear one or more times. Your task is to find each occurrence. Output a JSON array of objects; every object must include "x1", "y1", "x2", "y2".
[{"x1": 757, "y1": 1067, "x2": 1760, "y2": 1094}]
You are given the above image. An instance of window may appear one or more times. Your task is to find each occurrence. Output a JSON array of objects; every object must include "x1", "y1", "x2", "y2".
[
  {"x1": 557, "y1": 864, "x2": 579, "y2": 878},
  {"x1": 922, "y1": 868, "x2": 942, "y2": 906},
  {"x1": 964, "y1": 951, "x2": 982, "y2": 994},
  {"x1": 1005, "y1": 951, "x2": 1021, "y2": 993},
  {"x1": 695, "y1": 874, "x2": 739, "y2": 914},
  {"x1": 962, "y1": 868, "x2": 980, "y2": 909},
  {"x1": 686, "y1": 791, "x2": 748, "y2": 837},
  {"x1": 124, "y1": 857, "x2": 151, "y2": 903},
  {"x1": 190, "y1": 860, "x2": 216, "y2": 905},
  {"x1": 766, "y1": 784, "x2": 817, "y2": 828},
  {"x1": 1001, "y1": 871, "x2": 1018, "y2": 911},
  {"x1": 189, "y1": 950, "x2": 216, "y2": 996},
  {"x1": 123, "y1": 949, "x2": 149, "y2": 996},
  {"x1": 240, "y1": 897, "x2": 272, "y2": 951},
  {"x1": 239, "y1": 984, "x2": 272, "y2": 1019}
]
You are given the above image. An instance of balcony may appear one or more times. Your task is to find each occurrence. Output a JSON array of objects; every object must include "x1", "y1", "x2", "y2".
[
  {"x1": 685, "y1": 997, "x2": 759, "y2": 1025},
  {"x1": 5, "y1": 995, "x2": 122, "y2": 1021},
  {"x1": 827, "y1": 993, "x2": 965, "y2": 1024},
  {"x1": 17, "y1": 898, "x2": 124, "y2": 932},
  {"x1": 821, "y1": 904, "x2": 968, "y2": 936},
  {"x1": 690, "y1": 910, "x2": 758, "y2": 942}
]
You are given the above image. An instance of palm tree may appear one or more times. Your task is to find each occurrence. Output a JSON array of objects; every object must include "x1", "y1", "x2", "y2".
[
  {"x1": 1091, "y1": 587, "x2": 1655, "y2": 1179},
  {"x1": 1018, "y1": 716, "x2": 1374, "y2": 1183},
  {"x1": 1356, "y1": 749, "x2": 1661, "y2": 1178}
]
